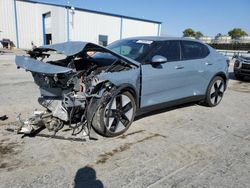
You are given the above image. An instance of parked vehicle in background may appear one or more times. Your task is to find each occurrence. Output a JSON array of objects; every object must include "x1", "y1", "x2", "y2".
[
  {"x1": 15, "y1": 37, "x2": 228, "y2": 138},
  {"x1": 0, "y1": 38, "x2": 15, "y2": 49},
  {"x1": 233, "y1": 51, "x2": 250, "y2": 80}
]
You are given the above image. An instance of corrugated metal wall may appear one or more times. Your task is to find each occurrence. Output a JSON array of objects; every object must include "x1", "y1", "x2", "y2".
[
  {"x1": 16, "y1": 1, "x2": 66, "y2": 48},
  {"x1": 122, "y1": 18, "x2": 159, "y2": 38},
  {"x1": 16, "y1": 1, "x2": 41, "y2": 48},
  {"x1": 0, "y1": 0, "x2": 17, "y2": 46},
  {"x1": 71, "y1": 10, "x2": 121, "y2": 44},
  {"x1": 0, "y1": 0, "x2": 161, "y2": 49}
]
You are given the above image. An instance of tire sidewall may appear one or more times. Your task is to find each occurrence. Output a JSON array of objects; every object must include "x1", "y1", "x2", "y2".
[
  {"x1": 93, "y1": 91, "x2": 136, "y2": 137},
  {"x1": 206, "y1": 76, "x2": 225, "y2": 107}
]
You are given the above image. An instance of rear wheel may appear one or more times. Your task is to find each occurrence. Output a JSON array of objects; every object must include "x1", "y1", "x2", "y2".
[
  {"x1": 205, "y1": 76, "x2": 225, "y2": 107},
  {"x1": 92, "y1": 91, "x2": 136, "y2": 137}
]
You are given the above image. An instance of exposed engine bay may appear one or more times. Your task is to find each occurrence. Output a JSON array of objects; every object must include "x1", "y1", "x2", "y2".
[{"x1": 15, "y1": 42, "x2": 140, "y2": 139}]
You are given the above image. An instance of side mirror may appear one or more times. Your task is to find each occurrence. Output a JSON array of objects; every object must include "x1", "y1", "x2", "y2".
[{"x1": 151, "y1": 55, "x2": 167, "y2": 66}]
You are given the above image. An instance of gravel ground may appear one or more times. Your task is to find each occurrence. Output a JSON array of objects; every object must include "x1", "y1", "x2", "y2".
[{"x1": 0, "y1": 54, "x2": 250, "y2": 188}]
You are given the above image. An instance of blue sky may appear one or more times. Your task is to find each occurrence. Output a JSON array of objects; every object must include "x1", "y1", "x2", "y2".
[{"x1": 36, "y1": 0, "x2": 250, "y2": 37}]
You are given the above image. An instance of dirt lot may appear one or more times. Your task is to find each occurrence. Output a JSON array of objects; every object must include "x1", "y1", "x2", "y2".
[{"x1": 0, "y1": 53, "x2": 250, "y2": 188}]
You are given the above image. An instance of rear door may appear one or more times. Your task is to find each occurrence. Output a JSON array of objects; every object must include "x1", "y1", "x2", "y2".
[{"x1": 180, "y1": 40, "x2": 210, "y2": 95}]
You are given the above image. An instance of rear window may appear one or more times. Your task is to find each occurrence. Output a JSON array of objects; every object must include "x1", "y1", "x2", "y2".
[{"x1": 181, "y1": 41, "x2": 209, "y2": 60}]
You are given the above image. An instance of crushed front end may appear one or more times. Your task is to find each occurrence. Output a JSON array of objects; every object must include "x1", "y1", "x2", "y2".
[{"x1": 14, "y1": 41, "x2": 139, "y2": 139}]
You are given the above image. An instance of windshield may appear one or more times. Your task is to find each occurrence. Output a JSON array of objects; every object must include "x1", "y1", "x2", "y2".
[{"x1": 107, "y1": 39, "x2": 155, "y2": 63}]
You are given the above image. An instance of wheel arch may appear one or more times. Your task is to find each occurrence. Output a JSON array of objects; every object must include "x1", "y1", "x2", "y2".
[{"x1": 213, "y1": 72, "x2": 228, "y2": 90}]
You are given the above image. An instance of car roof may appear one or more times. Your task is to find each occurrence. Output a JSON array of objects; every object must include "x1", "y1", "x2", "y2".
[{"x1": 122, "y1": 36, "x2": 203, "y2": 43}]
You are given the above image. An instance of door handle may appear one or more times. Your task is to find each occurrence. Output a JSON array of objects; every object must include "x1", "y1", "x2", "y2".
[
  {"x1": 205, "y1": 62, "x2": 213, "y2": 65},
  {"x1": 175, "y1": 65, "x2": 184, "y2": 69}
]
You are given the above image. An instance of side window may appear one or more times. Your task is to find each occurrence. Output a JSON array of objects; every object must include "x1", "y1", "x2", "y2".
[
  {"x1": 181, "y1": 41, "x2": 209, "y2": 60},
  {"x1": 149, "y1": 40, "x2": 181, "y2": 62}
]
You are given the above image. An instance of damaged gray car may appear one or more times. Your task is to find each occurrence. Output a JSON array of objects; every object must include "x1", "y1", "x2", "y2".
[{"x1": 15, "y1": 37, "x2": 229, "y2": 138}]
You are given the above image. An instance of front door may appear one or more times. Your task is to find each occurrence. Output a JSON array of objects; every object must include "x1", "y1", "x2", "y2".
[{"x1": 141, "y1": 40, "x2": 186, "y2": 107}]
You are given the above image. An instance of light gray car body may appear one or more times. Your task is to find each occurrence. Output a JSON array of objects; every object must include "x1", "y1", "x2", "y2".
[
  {"x1": 16, "y1": 37, "x2": 228, "y2": 111},
  {"x1": 15, "y1": 37, "x2": 228, "y2": 137}
]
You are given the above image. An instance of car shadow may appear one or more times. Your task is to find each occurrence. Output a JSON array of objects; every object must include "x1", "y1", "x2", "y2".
[
  {"x1": 135, "y1": 102, "x2": 197, "y2": 121},
  {"x1": 20, "y1": 126, "x2": 46, "y2": 138},
  {"x1": 74, "y1": 166, "x2": 104, "y2": 188},
  {"x1": 229, "y1": 71, "x2": 250, "y2": 82}
]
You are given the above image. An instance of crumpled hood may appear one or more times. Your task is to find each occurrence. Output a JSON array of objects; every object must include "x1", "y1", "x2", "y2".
[
  {"x1": 35, "y1": 41, "x2": 101, "y2": 57},
  {"x1": 34, "y1": 41, "x2": 140, "y2": 66},
  {"x1": 16, "y1": 41, "x2": 140, "y2": 74},
  {"x1": 16, "y1": 56, "x2": 73, "y2": 74}
]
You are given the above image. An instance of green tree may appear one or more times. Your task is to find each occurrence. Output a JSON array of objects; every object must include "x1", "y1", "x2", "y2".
[
  {"x1": 215, "y1": 33, "x2": 223, "y2": 39},
  {"x1": 228, "y1": 28, "x2": 248, "y2": 39},
  {"x1": 195, "y1": 31, "x2": 204, "y2": 39},
  {"x1": 183, "y1": 28, "x2": 196, "y2": 37}
]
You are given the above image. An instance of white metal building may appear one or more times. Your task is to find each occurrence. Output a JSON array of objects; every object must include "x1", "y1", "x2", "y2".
[
  {"x1": 199, "y1": 36, "x2": 212, "y2": 44},
  {"x1": 213, "y1": 35, "x2": 232, "y2": 44},
  {"x1": 0, "y1": 0, "x2": 161, "y2": 49},
  {"x1": 238, "y1": 36, "x2": 250, "y2": 43}
]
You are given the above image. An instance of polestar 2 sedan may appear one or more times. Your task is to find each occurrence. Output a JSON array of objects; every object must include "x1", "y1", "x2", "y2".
[{"x1": 16, "y1": 37, "x2": 228, "y2": 137}]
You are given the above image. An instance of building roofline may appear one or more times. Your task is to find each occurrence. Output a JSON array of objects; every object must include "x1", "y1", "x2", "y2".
[{"x1": 16, "y1": 0, "x2": 162, "y2": 24}]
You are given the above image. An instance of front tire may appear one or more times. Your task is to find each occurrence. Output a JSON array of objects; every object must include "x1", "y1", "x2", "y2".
[
  {"x1": 204, "y1": 76, "x2": 225, "y2": 107},
  {"x1": 92, "y1": 91, "x2": 136, "y2": 137}
]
